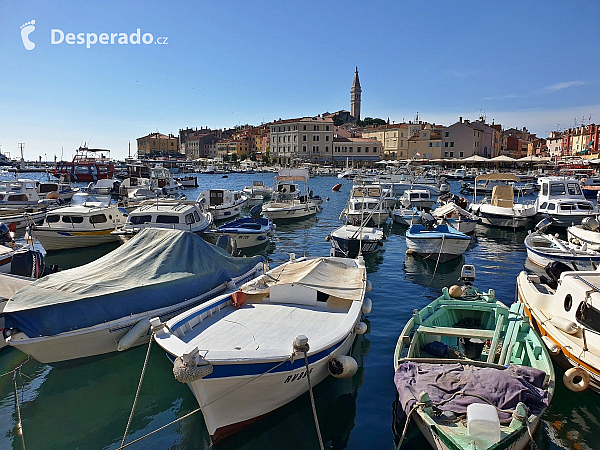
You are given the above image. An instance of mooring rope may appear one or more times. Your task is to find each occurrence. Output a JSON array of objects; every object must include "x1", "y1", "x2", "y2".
[
  {"x1": 298, "y1": 344, "x2": 324, "y2": 450},
  {"x1": 13, "y1": 371, "x2": 26, "y2": 450}
]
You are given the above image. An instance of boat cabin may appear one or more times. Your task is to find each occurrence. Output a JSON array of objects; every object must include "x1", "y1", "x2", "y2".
[
  {"x1": 0, "y1": 179, "x2": 41, "y2": 204},
  {"x1": 125, "y1": 202, "x2": 209, "y2": 230}
]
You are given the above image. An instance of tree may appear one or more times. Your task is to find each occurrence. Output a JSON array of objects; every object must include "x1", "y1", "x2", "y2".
[
  {"x1": 222, "y1": 154, "x2": 230, "y2": 162},
  {"x1": 231, "y1": 153, "x2": 238, "y2": 162},
  {"x1": 250, "y1": 153, "x2": 257, "y2": 162},
  {"x1": 333, "y1": 115, "x2": 345, "y2": 126},
  {"x1": 262, "y1": 150, "x2": 270, "y2": 165}
]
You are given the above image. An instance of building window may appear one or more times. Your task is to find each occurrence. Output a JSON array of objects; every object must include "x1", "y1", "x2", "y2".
[
  {"x1": 325, "y1": 146, "x2": 329, "y2": 152},
  {"x1": 460, "y1": 151, "x2": 464, "y2": 157},
  {"x1": 436, "y1": 142, "x2": 440, "y2": 147},
  {"x1": 325, "y1": 135, "x2": 329, "y2": 141},
  {"x1": 450, "y1": 151, "x2": 454, "y2": 157},
  {"x1": 326, "y1": 125, "x2": 329, "y2": 131},
  {"x1": 401, "y1": 140, "x2": 403, "y2": 147},
  {"x1": 357, "y1": 147, "x2": 361, "y2": 153},
  {"x1": 428, "y1": 143, "x2": 433, "y2": 147},
  {"x1": 303, "y1": 145, "x2": 307, "y2": 152},
  {"x1": 365, "y1": 147, "x2": 369, "y2": 152},
  {"x1": 303, "y1": 135, "x2": 306, "y2": 141},
  {"x1": 303, "y1": 125, "x2": 306, "y2": 130},
  {"x1": 445, "y1": 132, "x2": 449, "y2": 137},
  {"x1": 450, "y1": 142, "x2": 455, "y2": 147}
]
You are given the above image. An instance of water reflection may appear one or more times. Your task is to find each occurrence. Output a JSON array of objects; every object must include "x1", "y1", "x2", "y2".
[{"x1": 403, "y1": 254, "x2": 465, "y2": 290}]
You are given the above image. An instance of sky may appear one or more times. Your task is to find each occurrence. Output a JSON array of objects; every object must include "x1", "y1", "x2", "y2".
[{"x1": 1, "y1": 0, "x2": 600, "y2": 161}]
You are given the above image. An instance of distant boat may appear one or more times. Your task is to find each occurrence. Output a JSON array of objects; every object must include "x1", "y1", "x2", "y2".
[
  {"x1": 52, "y1": 146, "x2": 114, "y2": 182},
  {"x1": 405, "y1": 216, "x2": 471, "y2": 262},
  {"x1": 332, "y1": 183, "x2": 342, "y2": 192}
]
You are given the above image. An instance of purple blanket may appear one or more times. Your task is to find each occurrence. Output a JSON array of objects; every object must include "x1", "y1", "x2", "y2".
[{"x1": 394, "y1": 361, "x2": 550, "y2": 423}]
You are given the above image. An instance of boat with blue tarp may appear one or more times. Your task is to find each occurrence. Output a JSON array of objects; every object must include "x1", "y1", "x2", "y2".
[{"x1": 405, "y1": 215, "x2": 471, "y2": 263}]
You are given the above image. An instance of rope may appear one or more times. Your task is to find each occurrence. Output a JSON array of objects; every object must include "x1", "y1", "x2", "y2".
[
  {"x1": 13, "y1": 371, "x2": 26, "y2": 450},
  {"x1": 300, "y1": 345, "x2": 324, "y2": 450},
  {"x1": 119, "y1": 334, "x2": 154, "y2": 449},
  {"x1": 394, "y1": 402, "x2": 419, "y2": 450}
]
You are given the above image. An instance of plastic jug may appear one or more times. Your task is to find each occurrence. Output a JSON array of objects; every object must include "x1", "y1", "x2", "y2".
[{"x1": 467, "y1": 403, "x2": 501, "y2": 443}]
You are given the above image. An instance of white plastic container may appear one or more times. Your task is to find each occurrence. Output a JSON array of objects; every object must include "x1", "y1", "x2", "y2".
[{"x1": 467, "y1": 403, "x2": 501, "y2": 444}]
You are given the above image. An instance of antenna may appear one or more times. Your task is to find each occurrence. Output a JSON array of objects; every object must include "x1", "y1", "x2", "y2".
[{"x1": 18, "y1": 143, "x2": 25, "y2": 161}]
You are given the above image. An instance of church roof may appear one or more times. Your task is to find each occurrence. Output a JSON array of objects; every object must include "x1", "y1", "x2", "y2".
[{"x1": 352, "y1": 67, "x2": 361, "y2": 90}]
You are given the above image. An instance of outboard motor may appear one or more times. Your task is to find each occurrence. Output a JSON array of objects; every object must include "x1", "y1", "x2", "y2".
[
  {"x1": 216, "y1": 235, "x2": 238, "y2": 256},
  {"x1": 534, "y1": 218, "x2": 553, "y2": 233},
  {"x1": 421, "y1": 212, "x2": 436, "y2": 229},
  {"x1": 0, "y1": 222, "x2": 13, "y2": 246},
  {"x1": 10, "y1": 248, "x2": 46, "y2": 279},
  {"x1": 249, "y1": 204, "x2": 262, "y2": 217},
  {"x1": 582, "y1": 216, "x2": 600, "y2": 232},
  {"x1": 544, "y1": 261, "x2": 574, "y2": 289}
]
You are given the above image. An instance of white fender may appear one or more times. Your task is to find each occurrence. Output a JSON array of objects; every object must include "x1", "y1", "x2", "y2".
[
  {"x1": 541, "y1": 335, "x2": 560, "y2": 354},
  {"x1": 365, "y1": 280, "x2": 372, "y2": 292},
  {"x1": 328, "y1": 355, "x2": 358, "y2": 378},
  {"x1": 362, "y1": 298, "x2": 372, "y2": 314},
  {"x1": 117, "y1": 318, "x2": 150, "y2": 351},
  {"x1": 563, "y1": 366, "x2": 590, "y2": 392},
  {"x1": 550, "y1": 316, "x2": 579, "y2": 335},
  {"x1": 355, "y1": 322, "x2": 367, "y2": 335}
]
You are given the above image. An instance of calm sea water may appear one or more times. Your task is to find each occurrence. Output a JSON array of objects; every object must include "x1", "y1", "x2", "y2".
[{"x1": 0, "y1": 173, "x2": 598, "y2": 450}]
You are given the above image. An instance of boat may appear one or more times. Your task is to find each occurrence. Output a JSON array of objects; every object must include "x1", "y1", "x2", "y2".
[
  {"x1": 243, "y1": 180, "x2": 273, "y2": 198},
  {"x1": 469, "y1": 174, "x2": 536, "y2": 228},
  {"x1": 340, "y1": 184, "x2": 389, "y2": 227},
  {"x1": 262, "y1": 169, "x2": 319, "y2": 221},
  {"x1": 176, "y1": 175, "x2": 199, "y2": 188},
  {"x1": 84, "y1": 178, "x2": 121, "y2": 196},
  {"x1": 149, "y1": 166, "x2": 182, "y2": 194},
  {"x1": 432, "y1": 202, "x2": 478, "y2": 234},
  {"x1": 580, "y1": 177, "x2": 600, "y2": 197},
  {"x1": 204, "y1": 217, "x2": 274, "y2": 250},
  {"x1": 152, "y1": 254, "x2": 368, "y2": 442},
  {"x1": 405, "y1": 215, "x2": 471, "y2": 263},
  {"x1": 328, "y1": 224, "x2": 384, "y2": 258},
  {"x1": 3, "y1": 229, "x2": 265, "y2": 364},
  {"x1": 524, "y1": 219, "x2": 600, "y2": 270},
  {"x1": 52, "y1": 147, "x2": 115, "y2": 182},
  {"x1": 332, "y1": 183, "x2": 342, "y2": 192},
  {"x1": 399, "y1": 189, "x2": 435, "y2": 210},
  {"x1": 197, "y1": 189, "x2": 248, "y2": 221},
  {"x1": 393, "y1": 265, "x2": 554, "y2": 450},
  {"x1": 0, "y1": 179, "x2": 43, "y2": 206},
  {"x1": 535, "y1": 177, "x2": 596, "y2": 227},
  {"x1": 391, "y1": 206, "x2": 422, "y2": 226},
  {"x1": 460, "y1": 177, "x2": 535, "y2": 196},
  {"x1": 28, "y1": 196, "x2": 128, "y2": 251},
  {"x1": 567, "y1": 217, "x2": 600, "y2": 250},
  {"x1": 517, "y1": 261, "x2": 600, "y2": 393},
  {"x1": 0, "y1": 223, "x2": 46, "y2": 277},
  {"x1": 37, "y1": 180, "x2": 78, "y2": 201},
  {"x1": 112, "y1": 199, "x2": 213, "y2": 242}
]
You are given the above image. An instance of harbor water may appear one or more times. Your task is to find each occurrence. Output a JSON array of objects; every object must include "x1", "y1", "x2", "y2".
[{"x1": 0, "y1": 173, "x2": 598, "y2": 450}]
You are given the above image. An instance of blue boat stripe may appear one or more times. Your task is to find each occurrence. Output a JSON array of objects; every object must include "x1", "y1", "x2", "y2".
[{"x1": 165, "y1": 338, "x2": 346, "y2": 378}]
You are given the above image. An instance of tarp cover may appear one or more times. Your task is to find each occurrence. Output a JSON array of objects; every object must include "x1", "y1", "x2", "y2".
[
  {"x1": 394, "y1": 361, "x2": 550, "y2": 423},
  {"x1": 3, "y1": 229, "x2": 264, "y2": 337},
  {"x1": 242, "y1": 257, "x2": 364, "y2": 301}
]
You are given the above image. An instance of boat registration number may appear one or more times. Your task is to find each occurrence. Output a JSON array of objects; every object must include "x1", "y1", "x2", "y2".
[{"x1": 283, "y1": 368, "x2": 313, "y2": 384}]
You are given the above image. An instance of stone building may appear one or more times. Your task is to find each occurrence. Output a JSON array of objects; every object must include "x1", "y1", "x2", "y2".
[
  {"x1": 269, "y1": 116, "x2": 334, "y2": 165},
  {"x1": 136, "y1": 132, "x2": 179, "y2": 158}
]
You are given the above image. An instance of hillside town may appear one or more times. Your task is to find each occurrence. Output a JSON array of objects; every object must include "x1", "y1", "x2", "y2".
[{"x1": 134, "y1": 68, "x2": 599, "y2": 167}]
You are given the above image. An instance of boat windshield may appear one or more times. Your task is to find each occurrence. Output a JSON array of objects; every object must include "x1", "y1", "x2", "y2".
[{"x1": 71, "y1": 193, "x2": 111, "y2": 207}]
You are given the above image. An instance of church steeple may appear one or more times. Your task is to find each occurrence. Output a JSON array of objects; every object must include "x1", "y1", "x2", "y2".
[{"x1": 351, "y1": 67, "x2": 362, "y2": 121}]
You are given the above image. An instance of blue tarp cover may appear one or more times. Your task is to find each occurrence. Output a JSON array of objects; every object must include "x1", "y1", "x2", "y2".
[{"x1": 3, "y1": 229, "x2": 264, "y2": 337}]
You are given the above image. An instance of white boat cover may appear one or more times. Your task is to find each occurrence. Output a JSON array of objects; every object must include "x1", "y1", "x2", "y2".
[
  {"x1": 3, "y1": 229, "x2": 264, "y2": 337},
  {"x1": 243, "y1": 257, "x2": 363, "y2": 301},
  {"x1": 432, "y1": 202, "x2": 472, "y2": 218}
]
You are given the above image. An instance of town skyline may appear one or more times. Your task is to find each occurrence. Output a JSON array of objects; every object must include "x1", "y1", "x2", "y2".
[{"x1": 2, "y1": 0, "x2": 600, "y2": 160}]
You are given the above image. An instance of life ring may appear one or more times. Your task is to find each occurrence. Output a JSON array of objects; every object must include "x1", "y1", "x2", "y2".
[{"x1": 563, "y1": 366, "x2": 590, "y2": 392}]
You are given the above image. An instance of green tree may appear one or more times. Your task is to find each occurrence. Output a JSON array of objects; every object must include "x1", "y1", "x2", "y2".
[
  {"x1": 262, "y1": 150, "x2": 270, "y2": 165},
  {"x1": 231, "y1": 153, "x2": 238, "y2": 162}
]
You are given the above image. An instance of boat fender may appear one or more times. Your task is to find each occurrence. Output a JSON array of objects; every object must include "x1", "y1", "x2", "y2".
[
  {"x1": 231, "y1": 290, "x2": 247, "y2": 309},
  {"x1": 365, "y1": 280, "x2": 372, "y2": 292},
  {"x1": 117, "y1": 318, "x2": 150, "y2": 352},
  {"x1": 325, "y1": 235, "x2": 330, "y2": 241},
  {"x1": 563, "y1": 366, "x2": 590, "y2": 392},
  {"x1": 449, "y1": 285, "x2": 463, "y2": 298},
  {"x1": 172, "y1": 356, "x2": 213, "y2": 383},
  {"x1": 550, "y1": 316, "x2": 580, "y2": 335},
  {"x1": 362, "y1": 298, "x2": 372, "y2": 314},
  {"x1": 226, "y1": 280, "x2": 236, "y2": 290},
  {"x1": 328, "y1": 355, "x2": 358, "y2": 378},
  {"x1": 541, "y1": 335, "x2": 560, "y2": 354},
  {"x1": 355, "y1": 322, "x2": 367, "y2": 335}
]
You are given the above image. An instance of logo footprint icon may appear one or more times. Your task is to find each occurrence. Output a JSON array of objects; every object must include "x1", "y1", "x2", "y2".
[{"x1": 20, "y1": 20, "x2": 36, "y2": 50}]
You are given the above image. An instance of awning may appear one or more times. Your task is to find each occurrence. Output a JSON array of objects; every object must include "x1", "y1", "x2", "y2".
[
  {"x1": 475, "y1": 173, "x2": 520, "y2": 182},
  {"x1": 489, "y1": 155, "x2": 516, "y2": 163},
  {"x1": 461, "y1": 155, "x2": 488, "y2": 163}
]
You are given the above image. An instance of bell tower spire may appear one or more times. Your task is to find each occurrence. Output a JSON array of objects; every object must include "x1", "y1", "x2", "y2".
[{"x1": 351, "y1": 67, "x2": 361, "y2": 121}]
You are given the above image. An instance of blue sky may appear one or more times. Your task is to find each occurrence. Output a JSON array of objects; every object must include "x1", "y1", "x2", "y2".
[{"x1": 1, "y1": 0, "x2": 599, "y2": 160}]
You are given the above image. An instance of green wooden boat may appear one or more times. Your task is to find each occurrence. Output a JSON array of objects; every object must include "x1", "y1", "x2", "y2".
[{"x1": 393, "y1": 266, "x2": 555, "y2": 450}]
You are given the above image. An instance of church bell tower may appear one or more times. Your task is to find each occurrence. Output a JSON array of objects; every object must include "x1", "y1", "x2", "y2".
[{"x1": 351, "y1": 67, "x2": 362, "y2": 121}]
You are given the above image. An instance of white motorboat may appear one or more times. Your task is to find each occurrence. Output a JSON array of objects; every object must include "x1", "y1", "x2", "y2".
[
  {"x1": 535, "y1": 177, "x2": 596, "y2": 227},
  {"x1": 568, "y1": 217, "x2": 600, "y2": 250},
  {"x1": 0, "y1": 179, "x2": 43, "y2": 206},
  {"x1": 4, "y1": 229, "x2": 265, "y2": 364},
  {"x1": 205, "y1": 217, "x2": 274, "y2": 250},
  {"x1": 517, "y1": 264, "x2": 600, "y2": 393},
  {"x1": 391, "y1": 206, "x2": 421, "y2": 226},
  {"x1": 112, "y1": 199, "x2": 213, "y2": 242},
  {"x1": 405, "y1": 216, "x2": 471, "y2": 263},
  {"x1": 262, "y1": 169, "x2": 319, "y2": 221},
  {"x1": 176, "y1": 175, "x2": 198, "y2": 188},
  {"x1": 525, "y1": 219, "x2": 600, "y2": 270},
  {"x1": 242, "y1": 180, "x2": 273, "y2": 198},
  {"x1": 328, "y1": 224, "x2": 384, "y2": 258},
  {"x1": 399, "y1": 189, "x2": 435, "y2": 210},
  {"x1": 152, "y1": 255, "x2": 368, "y2": 442},
  {"x1": 37, "y1": 180, "x2": 78, "y2": 201},
  {"x1": 340, "y1": 184, "x2": 389, "y2": 226},
  {"x1": 150, "y1": 165, "x2": 182, "y2": 194},
  {"x1": 432, "y1": 202, "x2": 478, "y2": 234},
  {"x1": 469, "y1": 174, "x2": 536, "y2": 228},
  {"x1": 197, "y1": 189, "x2": 248, "y2": 221},
  {"x1": 29, "y1": 196, "x2": 128, "y2": 251}
]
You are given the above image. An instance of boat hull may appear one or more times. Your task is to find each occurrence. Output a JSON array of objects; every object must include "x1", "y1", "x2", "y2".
[
  {"x1": 32, "y1": 228, "x2": 119, "y2": 251},
  {"x1": 405, "y1": 236, "x2": 470, "y2": 262},
  {"x1": 524, "y1": 236, "x2": 600, "y2": 270},
  {"x1": 536, "y1": 212, "x2": 595, "y2": 228},
  {"x1": 330, "y1": 235, "x2": 382, "y2": 258},
  {"x1": 443, "y1": 218, "x2": 477, "y2": 234},
  {"x1": 344, "y1": 211, "x2": 389, "y2": 227},
  {"x1": 567, "y1": 226, "x2": 600, "y2": 251},
  {"x1": 182, "y1": 333, "x2": 355, "y2": 441},
  {"x1": 262, "y1": 203, "x2": 318, "y2": 220}
]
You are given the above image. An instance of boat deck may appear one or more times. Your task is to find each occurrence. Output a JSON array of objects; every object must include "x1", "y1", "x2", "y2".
[{"x1": 181, "y1": 302, "x2": 349, "y2": 357}]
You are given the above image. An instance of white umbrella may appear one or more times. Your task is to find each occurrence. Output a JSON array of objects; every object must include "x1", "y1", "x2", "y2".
[
  {"x1": 489, "y1": 155, "x2": 516, "y2": 163},
  {"x1": 461, "y1": 155, "x2": 488, "y2": 163}
]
